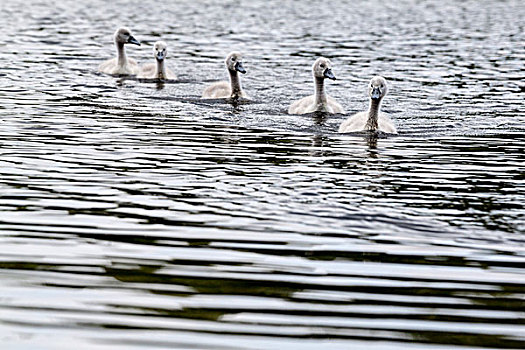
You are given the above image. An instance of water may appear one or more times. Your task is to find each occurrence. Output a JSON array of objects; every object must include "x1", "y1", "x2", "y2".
[{"x1": 1, "y1": 0, "x2": 524, "y2": 349}]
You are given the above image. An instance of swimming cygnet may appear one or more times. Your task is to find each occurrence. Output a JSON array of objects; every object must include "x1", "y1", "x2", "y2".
[
  {"x1": 98, "y1": 27, "x2": 141, "y2": 75},
  {"x1": 202, "y1": 51, "x2": 247, "y2": 99},
  {"x1": 288, "y1": 57, "x2": 345, "y2": 115},
  {"x1": 338, "y1": 76, "x2": 397, "y2": 134},
  {"x1": 138, "y1": 41, "x2": 176, "y2": 80}
]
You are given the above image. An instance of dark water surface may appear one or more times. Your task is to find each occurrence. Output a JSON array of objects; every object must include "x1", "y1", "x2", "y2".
[{"x1": 1, "y1": 0, "x2": 524, "y2": 349}]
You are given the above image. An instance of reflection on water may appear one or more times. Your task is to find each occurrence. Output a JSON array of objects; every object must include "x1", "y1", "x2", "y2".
[{"x1": 1, "y1": 0, "x2": 524, "y2": 349}]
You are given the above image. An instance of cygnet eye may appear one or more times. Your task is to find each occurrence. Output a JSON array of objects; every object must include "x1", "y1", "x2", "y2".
[
  {"x1": 320, "y1": 64, "x2": 325, "y2": 68},
  {"x1": 231, "y1": 57, "x2": 236, "y2": 62}
]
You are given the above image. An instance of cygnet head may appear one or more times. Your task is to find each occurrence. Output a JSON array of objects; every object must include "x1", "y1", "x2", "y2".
[
  {"x1": 114, "y1": 27, "x2": 141, "y2": 46},
  {"x1": 153, "y1": 41, "x2": 168, "y2": 61},
  {"x1": 225, "y1": 51, "x2": 246, "y2": 74},
  {"x1": 312, "y1": 57, "x2": 336, "y2": 80},
  {"x1": 369, "y1": 76, "x2": 388, "y2": 101}
]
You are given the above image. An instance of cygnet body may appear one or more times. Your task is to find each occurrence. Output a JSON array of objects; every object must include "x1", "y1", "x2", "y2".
[
  {"x1": 138, "y1": 41, "x2": 176, "y2": 80},
  {"x1": 202, "y1": 52, "x2": 247, "y2": 99},
  {"x1": 339, "y1": 76, "x2": 397, "y2": 134},
  {"x1": 288, "y1": 57, "x2": 345, "y2": 115},
  {"x1": 98, "y1": 27, "x2": 141, "y2": 75}
]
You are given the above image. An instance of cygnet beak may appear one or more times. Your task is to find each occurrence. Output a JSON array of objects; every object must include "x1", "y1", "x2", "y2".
[
  {"x1": 324, "y1": 68, "x2": 336, "y2": 80},
  {"x1": 156, "y1": 51, "x2": 165, "y2": 60},
  {"x1": 127, "y1": 36, "x2": 141, "y2": 46},
  {"x1": 235, "y1": 61, "x2": 246, "y2": 74},
  {"x1": 371, "y1": 87, "x2": 382, "y2": 100}
]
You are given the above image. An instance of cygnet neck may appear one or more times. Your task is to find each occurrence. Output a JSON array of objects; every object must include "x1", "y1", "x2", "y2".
[
  {"x1": 116, "y1": 41, "x2": 127, "y2": 67},
  {"x1": 229, "y1": 69, "x2": 242, "y2": 98},
  {"x1": 314, "y1": 76, "x2": 328, "y2": 107},
  {"x1": 155, "y1": 59, "x2": 167, "y2": 79},
  {"x1": 366, "y1": 98, "x2": 382, "y2": 130}
]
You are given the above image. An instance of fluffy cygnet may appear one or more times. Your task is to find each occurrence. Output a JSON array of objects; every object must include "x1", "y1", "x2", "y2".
[
  {"x1": 98, "y1": 27, "x2": 141, "y2": 75},
  {"x1": 138, "y1": 41, "x2": 176, "y2": 80},
  {"x1": 338, "y1": 76, "x2": 397, "y2": 134},
  {"x1": 202, "y1": 52, "x2": 247, "y2": 99},
  {"x1": 288, "y1": 57, "x2": 345, "y2": 115}
]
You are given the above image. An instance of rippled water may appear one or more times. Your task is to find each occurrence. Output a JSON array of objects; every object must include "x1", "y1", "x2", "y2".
[{"x1": 1, "y1": 0, "x2": 525, "y2": 349}]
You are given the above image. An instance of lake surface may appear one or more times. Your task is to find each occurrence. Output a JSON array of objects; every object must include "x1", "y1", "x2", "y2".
[{"x1": 1, "y1": 0, "x2": 524, "y2": 349}]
